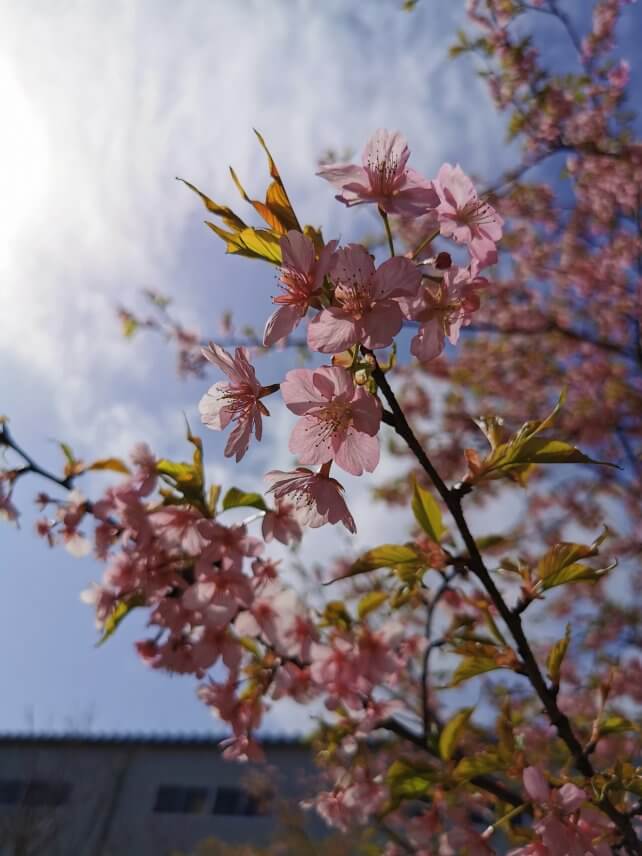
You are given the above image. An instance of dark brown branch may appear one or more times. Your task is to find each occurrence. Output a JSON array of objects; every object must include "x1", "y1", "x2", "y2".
[
  {"x1": 0, "y1": 422, "x2": 74, "y2": 492},
  {"x1": 371, "y1": 358, "x2": 642, "y2": 853}
]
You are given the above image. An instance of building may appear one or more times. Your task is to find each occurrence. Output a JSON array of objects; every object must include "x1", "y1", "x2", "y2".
[{"x1": 0, "y1": 732, "x2": 322, "y2": 855}]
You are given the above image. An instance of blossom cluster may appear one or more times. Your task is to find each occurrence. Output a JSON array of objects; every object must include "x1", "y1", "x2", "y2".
[{"x1": 198, "y1": 129, "x2": 502, "y2": 531}]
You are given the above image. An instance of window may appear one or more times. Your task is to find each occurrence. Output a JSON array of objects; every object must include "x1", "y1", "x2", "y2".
[
  {"x1": 153, "y1": 785, "x2": 208, "y2": 814},
  {"x1": 0, "y1": 781, "x2": 22, "y2": 805},
  {"x1": 212, "y1": 786, "x2": 263, "y2": 817},
  {"x1": 0, "y1": 779, "x2": 71, "y2": 807},
  {"x1": 23, "y1": 780, "x2": 71, "y2": 807}
]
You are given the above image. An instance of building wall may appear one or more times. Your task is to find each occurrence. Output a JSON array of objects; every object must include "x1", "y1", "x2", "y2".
[{"x1": 0, "y1": 737, "x2": 321, "y2": 856}]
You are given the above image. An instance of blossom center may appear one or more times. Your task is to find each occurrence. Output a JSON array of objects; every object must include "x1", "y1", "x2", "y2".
[
  {"x1": 366, "y1": 151, "x2": 402, "y2": 196},
  {"x1": 274, "y1": 267, "x2": 313, "y2": 307},
  {"x1": 334, "y1": 281, "x2": 373, "y2": 319},
  {"x1": 220, "y1": 384, "x2": 258, "y2": 417},
  {"x1": 457, "y1": 199, "x2": 496, "y2": 229}
]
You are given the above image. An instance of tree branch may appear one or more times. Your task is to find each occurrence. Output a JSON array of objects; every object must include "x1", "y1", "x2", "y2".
[{"x1": 371, "y1": 358, "x2": 642, "y2": 853}]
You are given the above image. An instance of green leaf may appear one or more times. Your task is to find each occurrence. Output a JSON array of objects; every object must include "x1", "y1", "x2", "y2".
[
  {"x1": 235, "y1": 227, "x2": 282, "y2": 264},
  {"x1": 515, "y1": 437, "x2": 611, "y2": 466},
  {"x1": 439, "y1": 707, "x2": 474, "y2": 761},
  {"x1": 453, "y1": 751, "x2": 502, "y2": 782},
  {"x1": 155, "y1": 423, "x2": 206, "y2": 509},
  {"x1": 60, "y1": 442, "x2": 76, "y2": 466},
  {"x1": 59, "y1": 441, "x2": 83, "y2": 478},
  {"x1": 156, "y1": 459, "x2": 198, "y2": 488},
  {"x1": 386, "y1": 760, "x2": 436, "y2": 801},
  {"x1": 253, "y1": 128, "x2": 301, "y2": 233},
  {"x1": 475, "y1": 533, "x2": 511, "y2": 550},
  {"x1": 541, "y1": 561, "x2": 615, "y2": 590},
  {"x1": 467, "y1": 392, "x2": 618, "y2": 486},
  {"x1": 599, "y1": 715, "x2": 639, "y2": 736},
  {"x1": 97, "y1": 595, "x2": 144, "y2": 646},
  {"x1": 180, "y1": 132, "x2": 300, "y2": 263},
  {"x1": 338, "y1": 544, "x2": 425, "y2": 581},
  {"x1": 208, "y1": 484, "x2": 221, "y2": 515},
  {"x1": 121, "y1": 315, "x2": 139, "y2": 338},
  {"x1": 320, "y1": 601, "x2": 352, "y2": 631},
  {"x1": 537, "y1": 528, "x2": 615, "y2": 591},
  {"x1": 87, "y1": 457, "x2": 131, "y2": 475},
  {"x1": 411, "y1": 481, "x2": 445, "y2": 542},
  {"x1": 450, "y1": 657, "x2": 506, "y2": 687},
  {"x1": 357, "y1": 591, "x2": 388, "y2": 620},
  {"x1": 222, "y1": 487, "x2": 267, "y2": 512},
  {"x1": 538, "y1": 528, "x2": 607, "y2": 576},
  {"x1": 178, "y1": 177, "x2": 248, "y2": 231},
  {"x1": 546, "y1": 624, "x2": 571, "y2": 686}
]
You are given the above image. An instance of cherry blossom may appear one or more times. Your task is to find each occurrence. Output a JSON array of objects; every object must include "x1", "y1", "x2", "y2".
[
  {"x1": 261, "y1": 498, "x2": 302, "y2": 545},
  {"x1": 401, "y1": 260, "x2": 488, "y2": 362},
  {"x1": 129, "y1": 442, "x2": 157, "y2": 496},
  {"x1": 435, "y1": 162, "x2": 503, "y2": 266},
  {"x1": 317, "y1": 128, "x2": 439, "y2": 216},
  {"x1": 263, "y1": 231, "x2": 337, "y2": 346},
  {"x1": 198, "y1": 343, "x2": 269, "y2": 461},
  {"x1": 307, "y1": 245, "x2": 421, "y2": 353},
  {"x1": 508, "y1": 767, "x2": 614, "y2": 856},
  {"x1": 281, "y1": 365, "x2": 381, "y2": 475},
  {"x1": 264, "y1": 466, "x2": 356, "y2": 532}
]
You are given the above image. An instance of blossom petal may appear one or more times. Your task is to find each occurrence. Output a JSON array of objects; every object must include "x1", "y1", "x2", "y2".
[
  {"x1": 372, "y1": 256, "x2": 421, "y2": 299},
  {"x1": 281, "y1": 368, "x2": 327, "y2": 414},
  {"x1": 316, "y1": 163, "x2": 369, "y2": 193},
  {"x1": 313, "y1": 365, "x2": 354, "y2": 400},
  {"x1": 350, "y1": 388, "x2": 382, "y2": 435},
  {"x1": 334, "y1": 429, "x2": 379, "y2": 476},
  {"x1": 199, "y1": 383, "x2": 233, "y2": 431},
  {"x1": 263, "y1": 304, "x2": 303, "y2": 347},
  {"x1": 289, "y1": 415, "x2": 334, "y2": 465},
  {"x1": 307, "y1": 308, "x2": 359, "y2": 353},
  {"x1": 361, "y1": 301, "x2": 402, "y2": 349},
  {"x1": 281, "y1": 230, "x2": 314, "y2": 274},
  {"x1": 410, "y1": 321, "x2": 445, "y2": 362}
]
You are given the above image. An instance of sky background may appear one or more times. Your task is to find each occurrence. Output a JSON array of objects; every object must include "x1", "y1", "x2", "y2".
[{"x1": 1, "y1": 0, "x2": 640, "y2": 737}]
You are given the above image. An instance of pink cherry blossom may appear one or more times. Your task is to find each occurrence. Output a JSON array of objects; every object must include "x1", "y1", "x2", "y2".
[
  {"x1": 264, "y1": 467, "x2": 356, "y2": 533},
  {"x1": 523, "y1": 766, "x2": 551, "y2": 804},
  {"x1": 129, "y1": 442, "x2": 157, "y2": 496},
  {"x1": 401, "y1": 260, "x2": 488, "y2": 362},
  {"x1": 263, "y1": 231, "x2": 337, "y2": 346},
  {"x1": 307, "y1": 245, "x2": 421, "y2": 353},
  {"x1": 317, "y1": 129, "x2": 439, "y2": 216},
  {"x1": 261, "y1": 498, "x2": 302, "y2": 545},
  {"x1": 281, "y1": 365, "x2": 381, "y2": 475},
  {"x1": 198, "y1": 343, "x2": 269, "y2": 462},
  {"x1": 235, "y1": 582, "x2": 313, "y2": 659},
  {"x1": 435, "y1": 162, "x2": 503, "y2": 266},
  {"x1": 513, "y1": 767, "x2": 614, "y2": 856}
]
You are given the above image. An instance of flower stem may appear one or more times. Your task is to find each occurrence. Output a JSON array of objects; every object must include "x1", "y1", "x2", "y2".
[
  {"x1": 411, "y1": 228, "x2": 440, "y2": 260},
  {"x1": 379, "y1": 206, "x2": 396, "y2": 257}
]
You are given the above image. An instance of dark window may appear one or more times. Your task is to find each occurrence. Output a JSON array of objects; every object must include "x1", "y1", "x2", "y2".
[
  {"x1": 153, "y1": 785, "x2": 208, "y2": 814},
  {"x1": 0, "y1": 779, "x2": 71, "y2": 807},
  {"x1": 0, "y1": 781, "x2": 22, "y2": 805},
  {"x1": 23, "y1": 780, "x2": 71, "y2": 808},
  {"x1": 212, "y1": 786, "x2": 263, "y2": 816}
]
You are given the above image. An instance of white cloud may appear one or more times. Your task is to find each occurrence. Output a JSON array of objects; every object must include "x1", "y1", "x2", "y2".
[{"x1": 0, "y1": 0, "x2": 510, "y2": 446}]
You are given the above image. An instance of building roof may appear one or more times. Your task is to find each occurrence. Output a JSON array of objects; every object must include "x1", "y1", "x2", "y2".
[{"x1": 0, "y1": 731, "x2": 306, "y2": 747}]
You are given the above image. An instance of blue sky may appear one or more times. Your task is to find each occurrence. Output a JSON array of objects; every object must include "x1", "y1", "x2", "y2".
[{"x1": 0, "y1": 0, "x2": 639, "y2": 736}]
